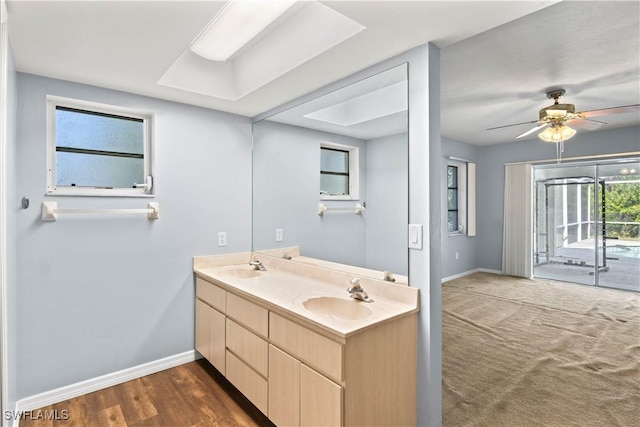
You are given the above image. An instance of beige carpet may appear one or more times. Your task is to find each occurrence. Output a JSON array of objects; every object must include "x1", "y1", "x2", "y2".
[{"x1": 442, "y1": 272, "x2": 640, "y2": 427}]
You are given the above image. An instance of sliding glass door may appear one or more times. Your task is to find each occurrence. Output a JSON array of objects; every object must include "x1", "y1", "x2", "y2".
[
  {"x1": 533, "y1": 158, "x2": 639, "y2": 291},
  {"x1": 596, "y1": 161, "x2": 640, "y2": 291}
]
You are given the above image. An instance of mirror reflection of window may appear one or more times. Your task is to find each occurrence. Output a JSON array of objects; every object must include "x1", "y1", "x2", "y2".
[
  {"x1": 252, "y1": 63, "x2": 408, "y2": 277},
  {"x1": 320, "y1": 147, "x2": 349, "y2": 196}
]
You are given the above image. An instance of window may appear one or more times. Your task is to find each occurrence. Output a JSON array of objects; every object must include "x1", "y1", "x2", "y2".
[
  {"x1": 46, "y1": 96, "x2": 153, "y2": 197},
  {"x1": 320, "y1": 142, "x2": 359, "y2": 199},
  {"x1": 447, "y1": 159, "x2": 476, "y2": 236},
  {"x1": 447, "y1": 165, "x2": 459, "y2": 232}
]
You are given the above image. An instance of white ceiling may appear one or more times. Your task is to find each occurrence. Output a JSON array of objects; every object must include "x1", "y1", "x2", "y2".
[
  {"x1": 6, "y1": 1, "x2": 639, "y2": 146},
  {"x1": 442, "y1": 0, "x2": 640, "y2": 146}
]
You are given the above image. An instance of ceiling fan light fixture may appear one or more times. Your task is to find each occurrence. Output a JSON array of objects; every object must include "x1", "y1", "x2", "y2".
[
  {"x1": 538, "y1": 127, "x2": 555, "y2": 142},
  {"x1": 539, "y1": 103, "x2": 577, "y2": 120},
  {"x1": 560, "y1": 125, "x2": 577, "y2": 140},
  {"x1": 538, "y1": 124, "x2": 576, "y2": 143},
  {"x1": 191, "y1": 0, "x2": 297, "y2": 62},
  {"x1": 545, "y1": 108, "x2": 568, "y2": 118}
]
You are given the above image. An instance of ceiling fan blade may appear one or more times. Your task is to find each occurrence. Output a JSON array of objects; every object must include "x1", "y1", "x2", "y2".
[
  {"x1": 580, "y1": 104, "x2": 640, "y2": 118},
  {"x1": 486, "y1": 119, "x2": 539, "y2": 131},
  {"x1": 568, "y1": 118, "x2": 606, "y2": 131},
  {"x1": 516, "y1": 123, "x2": 548, "y2": 139}
]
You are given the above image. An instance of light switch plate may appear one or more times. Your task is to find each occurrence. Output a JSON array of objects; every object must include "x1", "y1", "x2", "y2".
[
  {"x1": 408, "y1": 224, "x2": 423, "y2": 250},
  {"x1": 276, "y1": 228, "x2": 283, "y2": 242},
  {"x1": 217, "y1": 231, "x2": 227, "y2": 247}
]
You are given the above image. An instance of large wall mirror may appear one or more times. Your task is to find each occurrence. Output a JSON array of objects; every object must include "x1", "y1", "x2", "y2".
[{"x1": 252, "y1": 63, "x2": 408, "y2": 279}]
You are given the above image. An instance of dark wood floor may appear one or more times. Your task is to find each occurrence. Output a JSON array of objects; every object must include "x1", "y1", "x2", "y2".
[{"x1": 20, "y1": 360, "x2": 275, "y2": 427}]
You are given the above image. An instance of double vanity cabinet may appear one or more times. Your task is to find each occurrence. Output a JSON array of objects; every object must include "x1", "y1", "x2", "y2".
[{"x1": 193, "y1": 252, "x2": 419, "y2": 427}]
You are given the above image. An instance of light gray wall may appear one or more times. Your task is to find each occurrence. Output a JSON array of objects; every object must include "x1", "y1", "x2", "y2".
[
  {"x1": 441, "y1": 137, "x2": 478, "y2": 279},
  {"x1": 365, "y1": 132, "x2": 408, "y2": 275},
  {"x1": 14, "y1": 74, "x2": 252, "y2": 398},
  {"x1": 5, "y1": 30, "x2": 18, "y2": 411},
  {"x1": 476, "y1": 125, "x2": 640, "y2": 272},
  {"x1": 252, "y1": 120, "x2": 368, "y2": 267}
]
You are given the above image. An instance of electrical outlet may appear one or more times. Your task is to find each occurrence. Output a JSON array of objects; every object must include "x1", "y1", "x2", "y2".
[
  {"x1": 217, "y1": 232, "x2": 227, "y2": 247},
  {"x1": 276, "y1": 228, "x2": 283, "y2": 242}
]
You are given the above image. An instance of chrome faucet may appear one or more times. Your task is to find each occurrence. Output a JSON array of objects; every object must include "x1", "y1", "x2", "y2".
[
  {"x1": 347, "y1": 278, "x2": 373, "y2": 302},
  {"x1": 249, "y1": 260, "x2": 267, "y2": 271}
]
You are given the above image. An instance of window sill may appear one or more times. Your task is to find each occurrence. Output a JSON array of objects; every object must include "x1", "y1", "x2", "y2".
[
  {"x1": 448, "y1": 232, "x2": 467, "y2": 237},
  {"x1": 47, "y1": 189, "x2": 155, "y2": 198},
  {"x1": 320, "y1": 195, "x2": 359, "y2": 201}
]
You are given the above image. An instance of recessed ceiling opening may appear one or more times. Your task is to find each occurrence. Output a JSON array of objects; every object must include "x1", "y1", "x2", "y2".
[{"x1": 158, "y1": 0, "x2": 366, "y2": 101}]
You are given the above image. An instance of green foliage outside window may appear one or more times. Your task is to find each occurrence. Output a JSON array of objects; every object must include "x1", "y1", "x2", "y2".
[{"x1": 604, "y1": 179, "x2": 640, "y2": 239}]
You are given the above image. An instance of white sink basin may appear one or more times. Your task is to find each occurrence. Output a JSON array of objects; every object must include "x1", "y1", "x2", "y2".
[
  {"x1": 219, "y1": 268, "x2": 261, "y2": 279},
  {"x1": 303, "y1": 296, "x2": 372, "y2": 321}
]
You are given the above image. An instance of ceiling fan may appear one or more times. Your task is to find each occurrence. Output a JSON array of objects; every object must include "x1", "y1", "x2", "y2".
[{"x1": 487, "y1": 89, "x2": 640, "y2": 161}]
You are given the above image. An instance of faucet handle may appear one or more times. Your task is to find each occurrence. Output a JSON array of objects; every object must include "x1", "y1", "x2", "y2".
[{"x1": 348, "y1": 278, "x2": 362, "y2": 292}]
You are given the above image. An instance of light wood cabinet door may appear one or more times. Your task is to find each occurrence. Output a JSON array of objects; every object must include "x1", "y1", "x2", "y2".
[
  {"x1": 195, "y1": 300, "x2": 210, "y2": 360},
  {"x1": 196, "y1": 299, "x2": 226, "y2": 374},
  {"x1": 268, "y1": 345, "x2": 300, "y2": 427},
  {"x1": 209, "y1": 306, "x2": 226, "y2": 375},
  {"x1": 300, "y1": 364, "x2": 343, "y2": 427}
]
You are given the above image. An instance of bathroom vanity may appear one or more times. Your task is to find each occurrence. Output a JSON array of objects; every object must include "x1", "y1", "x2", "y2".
[{"x1": 193, "y1": 252, "x2": 419, "y2": 427}]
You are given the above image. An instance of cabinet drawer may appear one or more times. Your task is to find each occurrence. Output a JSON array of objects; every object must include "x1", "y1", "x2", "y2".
[
  {"x1": 196, "y1": 277, "x2": 225, "y2": 312},
  {"x1": 226, "y1": 319, "x2": 268, "y2": 377},
  {"x1": 269, "y1": 312, "x2": 343, "y2": 383},
  {"x1": 226, "y1": 293, "x2": 268, "y2": 338},
  {"x1": 226, "y1": 351, "x2": 268, "y2": 415}
]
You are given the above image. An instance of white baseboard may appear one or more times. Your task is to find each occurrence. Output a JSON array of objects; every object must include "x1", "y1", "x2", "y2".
[
  {"x1": 442, "y1": 268, "x2": 502, "y2": 283},
  {"x1": 477, "y1": 268, "x2": 503, "y2": 275},
  {"x1": 16, "y1": 350, "x2": 200, "y2": 413}
]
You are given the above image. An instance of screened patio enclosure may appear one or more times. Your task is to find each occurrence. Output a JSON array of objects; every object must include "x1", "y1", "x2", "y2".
[{"x1": 533, "y1": 158, "x2": 640, "y2": 292}]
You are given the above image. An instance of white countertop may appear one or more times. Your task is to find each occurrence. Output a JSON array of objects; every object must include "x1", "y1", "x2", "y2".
[{"x1": 194, "y1": 256, "x2": 419, "y2": 338}]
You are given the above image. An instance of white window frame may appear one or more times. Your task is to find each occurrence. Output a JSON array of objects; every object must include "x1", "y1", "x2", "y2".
[
  {"x1": 46, "y1": 95, "x2": 154, "y2": 197},
  {"x1": 447, "y1": 159, "x2": 476, "y2": 236},
  {"x1": 320, "y1": 141, "x2": 360, "y2": 200}
]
